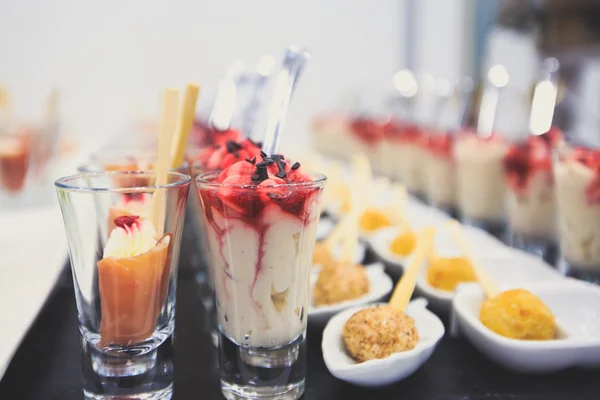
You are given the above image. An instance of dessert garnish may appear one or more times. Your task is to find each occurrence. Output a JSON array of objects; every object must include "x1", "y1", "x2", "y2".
[
  {"x1": 426, "y1": 256, "x2": 476, "y2": 291},
  {"x1": 98, "y1": 215, "x2": 171, "y2": 345},
  {"x1": 503, "y1": 128, "x2": 562, "y2": 192},
  {"x1": 342, "y1": 227, "x2": 435, "y2": 362},
  {"x1": 445, "y1": 220, "x2": 557, "y2": 340}
]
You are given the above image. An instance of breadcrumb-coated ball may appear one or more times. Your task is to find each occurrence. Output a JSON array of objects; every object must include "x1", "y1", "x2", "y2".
[
  {"x1": 427, "y1": 257, "x2": 476, "y2": 291},
  {"x1": 389, "y1": 231, "x2": 417, "y2": 256},
  {"x1": 343, "y1": 306, "x2": 419, "y2": 363},
  {"x1": 313, "y1": 262, "x2": 370, "y2": 306},
  {"x1": 479, "y1": 289, "x2": 556, "y2": 341},
  {"x1": 359, "y1": 209, "x2": 392, "y2": 233},
  {"x1": 312, "y1": 242, "x2": 336, "y2": 269}
]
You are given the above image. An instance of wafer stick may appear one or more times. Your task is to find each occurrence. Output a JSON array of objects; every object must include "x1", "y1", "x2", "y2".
[
  {"x1": 389, "y1": 226, "x2": 436, "y2": 311},
  {"x1": 445, "y1": 219, "x2": 500, "y2": 298},
  {"x1": 170, "y1": 83, "x2": 200, "y2": 168},
  {"x1": 151, "y1": 88, "x2": 180, "y2": 237}
]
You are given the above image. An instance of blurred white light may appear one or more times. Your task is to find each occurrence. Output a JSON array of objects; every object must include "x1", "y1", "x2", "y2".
[
  {"x1": 256, "y1": 54, "x2": 276, "y2": 77},
  {"x1": 435, "y1": 79, "x2": 452, "y2": 97},
  {"x1": 226, "y1": 59, "x2": 245, "y2": 78},
  {"x1": 210, "y1": 80, "x2": 237, "y2": 131},
  {"x1": 393, "y1": 69, "x2": 418, "y2": 97},
  {"x1": 529, "y1": 80, "x2": 557, "y2": 135},
  {"x1": 488, "y1": 64, "x2": 509, "y2": 88},
  {"x1": 420, "y1": 74, "x2": 436, "y2": 93}
]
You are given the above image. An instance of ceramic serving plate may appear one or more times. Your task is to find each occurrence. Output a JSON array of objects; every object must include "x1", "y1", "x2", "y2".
[
  {"x1": 453, "y1": 279, "x2": 600, "y2": 373},
  {"x1": 308, "y1": 263, "x2": 393, "y2": 325},
  {"x1": 322, "y1": 299, "x2": 445, "y2": 387}
]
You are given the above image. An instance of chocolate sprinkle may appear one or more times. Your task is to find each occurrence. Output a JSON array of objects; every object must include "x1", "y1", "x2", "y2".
[
  {"x1": 245, "y1": 158, "x2": 253, "y2": 164},
  {"x1": 260, "y1": 151, "x2": 268, "y2": 159},
  {"x1": 256, "y1": 161, "x2": 270, "y2": 168},
  {"x1": 226, "y1": 140, "x2": 243, "y2": 154},
  {"x1": 291, "y1": 162, "x2": 301, "y2": 170},
  {"x1": 251, "y1": 165, "x2": 269, "y2": 183},
  {"x1": 250, "y1": 156, "x2": 256, "y2": 164},
  {"x1": 271, "y1": 154, "x2": 287, "y2": 179}
]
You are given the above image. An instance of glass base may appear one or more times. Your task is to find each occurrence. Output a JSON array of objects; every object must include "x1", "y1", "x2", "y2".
[
  {"x1": 84, "y1": 385, "x2": 172, "y2": 400},
  {"x1": 558, "y1": 257, "x2": 600, "y2": 284},
  {"x1": 221, "y1": 380, "x2": 304, "y2": 400},
  {"x1": 460, "y1": 216, "x2": 506, "y2": 241},
  {"x1": 82, "y1": 337, "x2": 174, "y2": 398},
  {"x1": 219, "y1": 331, "x2": 306, "y2": 399},
  {"x1": 507, "y1": 232, "x2": 557, "y2": 262}
]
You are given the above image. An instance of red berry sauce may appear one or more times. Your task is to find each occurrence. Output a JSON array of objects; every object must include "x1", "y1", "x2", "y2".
[{"x1": 503, "y1": 128, "x2": 563, "y2": 192}]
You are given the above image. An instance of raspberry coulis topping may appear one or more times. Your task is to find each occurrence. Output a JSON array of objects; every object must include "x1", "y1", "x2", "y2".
[
  {"x1": 191, "y1": 120, "x2": 242, "y2": 147},
  {"x1": 199, "y1": 153, "x2": 319, "y2": 226},
  {"x1": 503, "y1": 128, "x2": 563, "y2": 192},
  {"x1": 194, "y1": 138, "x2": 262, "y2": 171},
  {"x1": 570, "y1": 146, "x2": 600, "y2": 205},
  {"x1": 383, "y1": 120, "x2": 425, "y2": 145},
  {"x1": 427, "y1": 132, "x2": 455, "y2": 158},
  {"x1": 349, "y1": 117, "x2": 385, "y2": 145},
  {"x1": 114, "y1": 215, "x2": 140, "y2": 229}
]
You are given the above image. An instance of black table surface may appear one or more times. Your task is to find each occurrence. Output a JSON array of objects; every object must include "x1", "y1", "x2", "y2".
[{"x1": 1, "y1": 255, "x2": 600, "y2": 400}]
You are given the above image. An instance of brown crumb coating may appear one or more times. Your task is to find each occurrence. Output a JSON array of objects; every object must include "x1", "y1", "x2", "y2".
[
  {"x1": 343, "y1": 306, "x2": 419, "y2": 363},
  {"x1": 313, "y1": 262, "x2": 370, "y2": 306}
]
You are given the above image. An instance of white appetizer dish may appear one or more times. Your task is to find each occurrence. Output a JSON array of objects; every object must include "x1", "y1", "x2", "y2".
[
  {"x1": 453, "y1": 279, "x2": 600, "y2": 373},
  {"x1": 322, "y1": 298, "x2": 445, "y2": 387},
  {"x1": 416, "y1": 249, "x2": 564, "y2": 313},
  {"x1": 309, "y1": 263, "x2": 393, "y2": 325}
]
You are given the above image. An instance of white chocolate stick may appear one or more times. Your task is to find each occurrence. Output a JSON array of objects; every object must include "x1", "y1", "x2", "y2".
[
  {"x1": 170, "y1": 83, "x2": 200, "y2": 168},
  {"x1": 151, "y1": 88, "x2": 180, "y2": 237},
  {"x1": 445, "y1": 219, "x2": 500, "y2": 298},
  {"x1": 389, "y1": 226, "x2": 437, "y2": 311}
]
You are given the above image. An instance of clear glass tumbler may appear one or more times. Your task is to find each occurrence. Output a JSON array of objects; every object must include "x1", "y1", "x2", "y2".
[
  {"x1": 454, "y1": 131, "x2": 509, "y2": 238},
  {"x1": 503, "y1": 132, "x2": 559, "y2": 259},
  {"x1": 554, "y1": 145, "x2": 600, "y2": 282},
  {"x1": 196, "y1": 171, "x2": 325, "y2": 400},
  {"x1": 55, "y1": 170, "x2": 190, "y2": 398}
]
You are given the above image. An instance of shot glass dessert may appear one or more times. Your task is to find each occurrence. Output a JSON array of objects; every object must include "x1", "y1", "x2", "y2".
[
  {"x1": 347, "y1": 116, "x2": 385, "y2": 175},
  {"x1": 503, "y1": 128, "x2": 562, "y2": 256},
  {"x1": 196, "y1": 153, "x2": 325, "y2": 399},
  {"x1": 55, "y1": 171, "x2": 190, "y2": 398},
  {"x1": 380, "y1": 121, "x2": 426, "y2": 195},
  {"x1": 453, "y1": 131, "x2": 509, "y2": 236},
  {"x1": 424, "y1": 131, "x2": 457, "y2": 214},
  {"x1": 554, "y1": 145, "x2": 600, "y2": 280},
  {"x1": 0, "y1": 124, "x2": 57, "y2": 207}
]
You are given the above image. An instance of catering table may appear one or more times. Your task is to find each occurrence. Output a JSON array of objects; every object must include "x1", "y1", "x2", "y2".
[{"x1": 1, "y1": 243, "x2": 599, "y2": 400}]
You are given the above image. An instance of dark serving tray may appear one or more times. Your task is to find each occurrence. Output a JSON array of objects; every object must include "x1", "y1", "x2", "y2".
[{"x1": 0, "y1": 245, "x2": 599, "y2": 400}]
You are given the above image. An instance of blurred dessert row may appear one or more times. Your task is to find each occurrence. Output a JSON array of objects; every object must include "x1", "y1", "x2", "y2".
[{"x1": 311, "y1": 64, "x2": 600, "y2": 280}]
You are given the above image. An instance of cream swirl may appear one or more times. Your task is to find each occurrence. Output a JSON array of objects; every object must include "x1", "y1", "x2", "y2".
[{"x1": 103, "y1": 216, "x2": 158, "y2": 259}]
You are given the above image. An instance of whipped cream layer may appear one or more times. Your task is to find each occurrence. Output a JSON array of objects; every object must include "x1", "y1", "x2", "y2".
[
  {"x1": 454, "y1": 134, "x2": 508, "y2": 222},
  {"x1": 426, "y1": 153, "x2": 456, "y2": 207},
  {"x1": 198, "y1": 155, "x2": 323, "y2": 347},
  {"x1": 506, "y1": 169, "x2": 555, "y2": 239},
  {"x1": 555, "y1": 158, "x2": 600, "y2": 268},
  {"x1": 104, "y1": 216, "x2": 158, "y2": 259}
]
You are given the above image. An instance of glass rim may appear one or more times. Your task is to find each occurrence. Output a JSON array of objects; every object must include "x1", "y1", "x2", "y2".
[
  {"x1": 77, "y1": 161, "x2": 189, "y2": 173},
  {"x1": 195, "y1": 171, "x2": 327, "y2": 190},
  {"x1": 55, "y1": 171, "x2": 191, "y2": 193}
]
